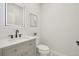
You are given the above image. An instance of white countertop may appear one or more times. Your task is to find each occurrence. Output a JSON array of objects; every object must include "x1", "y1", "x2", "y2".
[{"x1": 0, "y1": 36, "x2": 36, "y2": 48}]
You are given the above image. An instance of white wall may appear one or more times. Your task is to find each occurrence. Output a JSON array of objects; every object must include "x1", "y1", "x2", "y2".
[
  {"x1": 0, "y1": 3, "x2": 40, "y2": 39},
  {"x1": 24, "y1": 3, "x2": 41, "y2": 36},
  {"x1": 40, "y1": 3, "x2": 79, "y2": 56}
]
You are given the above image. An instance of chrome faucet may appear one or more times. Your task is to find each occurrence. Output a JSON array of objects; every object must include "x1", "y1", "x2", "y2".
[{"x1": 15, "y1": 30, "x2": 19, "y2": 38}]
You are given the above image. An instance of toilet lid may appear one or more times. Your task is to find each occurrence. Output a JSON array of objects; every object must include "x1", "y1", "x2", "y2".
[{"x1": 37, "y1": 44, "x2": 49, "y2": 51}]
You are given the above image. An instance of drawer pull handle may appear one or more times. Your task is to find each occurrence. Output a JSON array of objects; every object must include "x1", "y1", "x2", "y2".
[{"x1": 14, "y1": 49, "x2": 17, "y2": 52}]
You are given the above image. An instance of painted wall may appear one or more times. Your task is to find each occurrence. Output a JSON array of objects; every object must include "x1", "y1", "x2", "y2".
[
  {"x1": 0, "y1": 3, "x2": 40, "y2": 40},
  {"x1": 40, "y1": 3, "x2": 79, "y2": 56},
  {"x1": 24, "y1": 3, "x2": 41, "y2": 36}
]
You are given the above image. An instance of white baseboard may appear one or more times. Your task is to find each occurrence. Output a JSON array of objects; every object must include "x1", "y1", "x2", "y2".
[{"x1": 50, "y1": 50, "x2": 67, "y2": 56}]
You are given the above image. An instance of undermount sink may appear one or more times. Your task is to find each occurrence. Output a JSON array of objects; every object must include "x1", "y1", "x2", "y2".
[
  {"x1": 8, "y1": 36, "x2": 33, "y2": 42},
  {"x1": 0, "y1": 35, "x2": 36, "y2": 49},
  {"x1": 21, "y1": 36, "x2": 31, "y2": 39}
]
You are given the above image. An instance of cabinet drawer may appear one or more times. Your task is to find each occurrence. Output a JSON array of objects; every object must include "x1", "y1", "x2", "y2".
[
  {"x1": 3, "y1": 44, "x2": 18, "y2": 56},
  {"x1": 28, "y1": 39, "x2": 36, "y2": 46},
  {"x1": 0, "y1": 49, "x2": 2, "y2": 56},
  {"x1": 27, "y1": 39, "x2": 36, "y2": 56},
  {"x1": 17, "y1": 43, "x2": 29, "y2": 55},
  {"x1": 18, "y1": 39, "x2": 36, "y2": 56},
  {"x1": 2, "y1": 39, "x2": 36, "y2": 56}
]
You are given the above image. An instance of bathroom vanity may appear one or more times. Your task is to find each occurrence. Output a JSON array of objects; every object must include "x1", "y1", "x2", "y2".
[
  {"x1": 0, "y1": 3, "x2": 39, "y2": 56},
  {"x1": 0, "y1": 36, "x2": 36, "y2": 56}
]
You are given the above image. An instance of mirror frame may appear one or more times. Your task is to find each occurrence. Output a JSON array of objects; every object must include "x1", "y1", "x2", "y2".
[{"x1": 5, "y1": 3, "x2": 25, "y2": 27}]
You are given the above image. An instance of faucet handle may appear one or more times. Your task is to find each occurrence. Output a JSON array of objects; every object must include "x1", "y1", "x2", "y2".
[
  {"x1": 8, "y1": 35, "x2": 14, "y2": 39},
  {"x1": 34, "y1": 33, "x2": 37, "y2": 36},
  {"x1": 19, "y1": 34, "x2": 23, "y2": 37}
]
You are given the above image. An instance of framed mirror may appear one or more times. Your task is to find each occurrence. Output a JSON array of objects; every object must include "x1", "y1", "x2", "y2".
[{"x1": 5, "y1": 3, "x2": 25, "y2": 27}]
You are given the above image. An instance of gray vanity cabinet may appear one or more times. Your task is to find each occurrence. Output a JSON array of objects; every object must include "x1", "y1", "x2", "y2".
[
  {"x1": 2, "y1": 39, "x2": 36, "y2": 56},
  {"x1": 0, "y1": 49, "x2": 2, "y2": 56},
  {"x1": 2, "y1": 44, "x2": 19, "y2": 56}
]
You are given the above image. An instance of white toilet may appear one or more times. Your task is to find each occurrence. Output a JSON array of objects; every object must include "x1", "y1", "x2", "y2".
[{"x1": 36, "y1": 36, "x2": 50, "y2": 56}]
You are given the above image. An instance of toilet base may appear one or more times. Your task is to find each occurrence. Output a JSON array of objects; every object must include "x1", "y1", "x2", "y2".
[
  {"x1": 36, "y1": 44, "x2": 50, "y2": 56},
  {"x1": 36, "y1": 50, "x2": 50, "y2": 56}
]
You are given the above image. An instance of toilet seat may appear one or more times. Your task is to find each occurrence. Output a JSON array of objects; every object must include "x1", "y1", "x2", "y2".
[
  {"x1": 37, "y1": 44, "x2": 49, "y2": 51},
  {"x1": 35, "y1": 36, "x2": 50, "y2": 55}
]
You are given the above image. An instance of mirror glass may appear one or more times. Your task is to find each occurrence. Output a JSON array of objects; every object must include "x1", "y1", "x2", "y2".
[{"x1": 6, "y1": 3, "x2": 25, "y2": 27}]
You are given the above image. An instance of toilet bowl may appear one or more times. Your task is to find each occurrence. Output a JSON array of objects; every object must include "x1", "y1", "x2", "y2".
[
  {"x1": 36, "y1": 36, "x2": 50, "y2": 56},
  {"x1": 37, "y1": 44, "x2": 50, "y2": 56}
]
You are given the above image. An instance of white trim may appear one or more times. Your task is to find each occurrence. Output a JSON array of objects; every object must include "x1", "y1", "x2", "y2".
[{"x1": 5, "y1": 3, "x2": 25, "y2": 27}]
